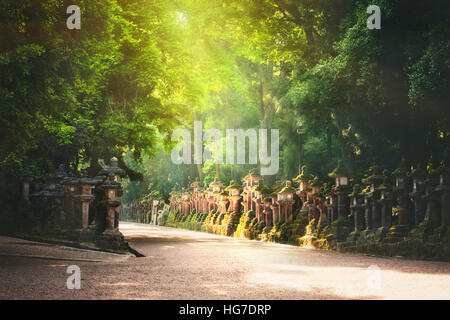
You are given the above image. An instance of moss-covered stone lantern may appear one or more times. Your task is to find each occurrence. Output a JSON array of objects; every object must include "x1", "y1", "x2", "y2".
[
  {"x1": 361, "y1": 166, "x2": 385, "y2": 230},
  {"x1": 377, "y1": 170, "x2": 393, "y2": 231},
  {"x1": 206, "y1": 182, "x2": 218, "y2": 212},
  {"x1": 243, "y1": 168, "x2": 262, "y2": 188},
  {"x1": 329, "y1": 159, "x2": 353, "y2": 220},
  {"x1": 276, "y1": 181, "x2": 296, "y2": 223},
  {"x1": 409, "y1": 166, "x2": 427, "y2": 227},
  {"x1": 262, "y1": 197, "x2": 274, "y2": 227},
  {"x1": 225, "y1": 180, "x2": 241, "y2": 213},
  {"x1": 217, "y1": 191, "x2": 229, "y2": 214},
  {"x1": 349, "y1": 184, "x2": 364, "y2": 235},
  {"x1": 253, "y1": 181, "x2": 270, "y2": 222},
  {"x1": 209, "y1": 177, "x2": 223, "y2": 193},
  {"x1": 181, "y1": 189, "x2": 191, "y2": 216},
  {"x1": 392, "y1": 159, "x2": 411, "y2": 227},
  {"x1": 435, "y1": 166, "x2": 449, "y2": 227},
  {"x1": 190, "y1": 178, "x2": 201, "y2": 193},
  {"x1": 293, "y1": 166, "x2": 314, "y2": 217},
  {"x1": 242, "y1": 169, "x2": 262, "y2": 212}
]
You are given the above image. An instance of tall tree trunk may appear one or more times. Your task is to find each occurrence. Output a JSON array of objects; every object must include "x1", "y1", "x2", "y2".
[{"x1": 197, "y1": 163, "x2": 203, "y2": 185}]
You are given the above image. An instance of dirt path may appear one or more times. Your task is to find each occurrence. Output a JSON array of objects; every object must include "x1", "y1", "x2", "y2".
[{"x1": 0, "y1": 222, "x2": 449, "y2": 299}]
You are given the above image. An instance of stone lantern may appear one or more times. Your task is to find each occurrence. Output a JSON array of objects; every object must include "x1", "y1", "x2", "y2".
[
  {"x1": 421, "y1": 170, "x2": 442, "y2": 230},
  {"x1": 206, "y1": 187, "x2": 217, "y2": 212},
  {"x1": 198, "y1": 188, "x2": 208, "y2": 213},
  {"x1": 181, "y1": 190, "x2": 191, "y2": 216},
  {"x1": 72, "y1": 170, "x2": 97, "y2": 241},
  {"x1": 243, "y1": 169, "x2": 263, "y2": 188},
  {"x1": 309, "y1": 177, "x2": 322, "y2": 222},
  {"x1": 98, "y1": 157, "x2": 124, "y2": 183},
  {"x1": 243, "y1": 169, "x2": 262, "y2": 212},
  {"x1": 392, "y1": 160, "x2": 411, "y2": 227},
  {"x1": 209, "y1": 177, "x2": 223, "y2": 194},
  {"x1": 409, "y1": 166, "x2": 427, "y2": 227},
  {"x1": 190, "y1": 178, "x2": 201, "y2": 193},
  {"x1": 253, "y1": 181, "x2": 269, "y2": 222},
  {"x1": 326, "y1": 193, "x2": 338, "y2": 224},
  {"x1": 190, "y1": 178, "x2": 201, "y2": 212},
  {"x1": 349, "y1": 184, "x2": 364, "y2": 233},
  {"x1": 330, "y1": 159, "x2": 353, "y2": 221},
  {"x1": 61, "y1": 174, "x2": 78, "y2": 230},
  {"x1": 225, "y1": 180, "x2": 242, "y2": 213},
  {"x1": 293, "y1": 166, "x2": 314, "y2": 218},
  {"x1": 217, "y1": 191, "x2": 229, "y2": 214},
  {"x1": 435, "y1": 168, "x2": 449, "y2": 227},
  {"x1": 376, "y1": 170, "x2": 394, "y2": 231},
  {"x1": 362, "y1": 192, "x2": 373, "y2": 231},
  {"x1": 262, "y1": 197, "x2": 273, "y2": 227},
  {"x1": 334, "y1": 174, "x2": 349, "y2": 188},
  {"x1": 362, "y1": 166, "x2": 384, "y2": 229},
  {"x1": 276, "y1": 181, "x2": 296, "y2": 223},
  {"x1": 100, "y1": 172, "x2": 124, "y2": 244},
  {"x1": 94, "y1": 157, "x2": 124, "y2": 225}
]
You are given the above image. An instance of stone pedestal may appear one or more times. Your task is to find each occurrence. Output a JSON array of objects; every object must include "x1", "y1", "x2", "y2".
[
  {"x1": 435, "y1": 172, "x2": 449, "y2": 227},
  {"x1": 363, "y1": 193, "x2": 373, "y2": 231},
  {"x1": 378, "y1": 189, "x2": 392, "y2": 229},
  {"x1": 410, "y1": 190, "x2": 426, "y2": 227},
  {"x1": 337, "y1": 193, "x2": 350, "y2": 220},
  {"x1": 369, "y1": 191, "x2": 381, "y2": 229}
]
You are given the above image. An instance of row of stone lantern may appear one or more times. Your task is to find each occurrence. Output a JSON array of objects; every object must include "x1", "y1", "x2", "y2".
[
  {"x1": 168, "y1": 161, "x2": 448, "y2": 244},
  {"x1": 169, "y1": 170, "x2": 298, "y2": 228},
  {"x1": 20, "y1": 157, "x2": 126, "y2": 249}
]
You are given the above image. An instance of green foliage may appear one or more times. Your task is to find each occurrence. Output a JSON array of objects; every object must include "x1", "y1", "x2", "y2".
[{"x1": 1, "y1": 0, "x2": 448, "y2": 214}]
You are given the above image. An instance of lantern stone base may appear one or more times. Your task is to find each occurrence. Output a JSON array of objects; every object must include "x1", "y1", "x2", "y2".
[
  {"x1": 97, "y1": 230, "x2": 126, "y2": 251},
  {"x1": 384, "y1": 225, "x2": 410, "y2": 243},
  {"x1": 346, "y1": 230, "x2": 361, "y2": 243},
  {"x1": 329, "y1": 218, "x2": 352, "y2": 242},
  {"x1": 287, "y1": 212, "x2": 309, "y2": 245}
]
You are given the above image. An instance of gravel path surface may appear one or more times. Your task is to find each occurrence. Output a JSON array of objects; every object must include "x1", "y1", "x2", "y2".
[{"x1": 0, "y1": 222, "x2": 449, "y2": 299}]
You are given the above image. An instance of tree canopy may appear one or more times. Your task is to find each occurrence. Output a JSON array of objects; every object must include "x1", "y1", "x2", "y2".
[{"x1": 0, "y1": 0, "x2": 448, "y2": 205}]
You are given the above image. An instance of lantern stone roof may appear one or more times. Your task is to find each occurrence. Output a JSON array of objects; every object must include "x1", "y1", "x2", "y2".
[
  {"x1": 392, "y1": 159, "x2": 409, "y2": 176},
  {"x1": 225, "y1": 180, "x2": 241, "y2": 191},
  {"x1": 328, "y1": 159, "x2": 353, "y2": 178},
  {"x1": 294, "y1": 165, "x2": 314, "y2": 182},
  {"x1": 376, "y1": 169, "x2": 393, "y2": 191},
  {"x1": 98, "y1": 157, "x2": 125, "y2": 177},
  {"x1": 278, "y1": 181, "x2": 296, "y2": 194},
  {"x1": 190, "y1": 178, "x2": 201, "y2": 188},
  {"x1": 362, "y1": 166, "x2": 384, "y2": 186},
  {"x1": 243, "y1": 168, "x2": 261, "y2": 180},
  {"x1": 209, "y1": 177, "x2": 223, "y2": 186},
  {"x1": 253, "y1": 181, "x2": 271, "y2": 195}
]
